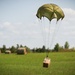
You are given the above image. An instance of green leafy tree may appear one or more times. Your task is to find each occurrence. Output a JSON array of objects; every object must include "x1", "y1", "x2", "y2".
[
  {"x1": 54, "y1": 43, "x2": 60, "y2": 52},
  {"x1": 10, "y1": 46, "x2": 16, "y2": 53},
  {"x1": 32, "y1": 48, "x2": 36, "y2": 53},
  {"x1": 41, "y1": 45, "x2": 46, "y2": 52},
  {"x1": 20, "y1": 44, "x2": 23, "y2": 47},
  {"x1": 16, "y1": 44, "x2": 19, "y2": 49},
  {"x1": 64, "y1": 41, "x2": 69, "y2": 49},
  {"x1": 1, "y1": 45, "x2": 6, "y2": 53}
]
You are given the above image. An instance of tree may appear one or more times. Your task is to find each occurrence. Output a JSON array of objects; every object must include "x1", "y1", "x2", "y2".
[
  {"x1": 41, "y1": 45, "x2": 46, "y2": 52},
  {"x1": 20, "y1": 44, "x2": 23, "y2": 47},
  {"x1": 32, "y1": 48, "x2": 36, "y2": 53},
  {"x1": 16, "y1": 44, "x2": 19, "y2": 49},
  {"x1": 10, "y1": 46, "x2": 16, "y2": 53},
  {"x1": 64, "y1": 41, "x2": 69, "y2": 49},
  {"x1": 54, "y1": 43, "x2": 60, "y2": 52},
  {"x1": 1, "y1": 45, "x2": 6, "y2": 53}
]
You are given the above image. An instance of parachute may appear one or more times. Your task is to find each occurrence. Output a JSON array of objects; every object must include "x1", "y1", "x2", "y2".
[
  {"x1": 36, "y1": 3, "x2": 65, "y2": 50},
  {"x1": 36, "y1": 3, "x2": 65, "y2": 68},
  {"x1": 36, "y1": 3, "x2": 65, "y2": 21}
]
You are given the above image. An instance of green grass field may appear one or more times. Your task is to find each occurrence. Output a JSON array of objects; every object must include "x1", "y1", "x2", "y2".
[{"x1": 0, "y1": 52, "x2": 75, "y2": 75}]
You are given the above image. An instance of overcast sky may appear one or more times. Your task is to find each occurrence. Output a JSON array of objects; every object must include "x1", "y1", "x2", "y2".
[{"x1": 0, "y1": 0, "x2": 75, "y2": 49}]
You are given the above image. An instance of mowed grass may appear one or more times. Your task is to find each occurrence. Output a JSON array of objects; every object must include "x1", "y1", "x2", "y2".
[{"x1": 0, "y1": 52, "x2": 75, "y2": 75}]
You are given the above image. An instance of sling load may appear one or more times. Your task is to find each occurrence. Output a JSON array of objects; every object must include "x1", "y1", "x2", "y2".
[{"x1": 36, "y1": 3, "x2": 65, "y2": 68}]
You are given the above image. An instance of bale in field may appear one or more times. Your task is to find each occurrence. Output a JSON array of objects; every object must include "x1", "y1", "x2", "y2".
[
  {"x1": 17, "y1": 48, "x2": 27, "y2": 55},
  {"x1": 5, "y1": 50, "x2": 11, "y2": 54}
]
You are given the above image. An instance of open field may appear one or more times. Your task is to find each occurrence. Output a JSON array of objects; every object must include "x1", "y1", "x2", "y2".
[{"x1": 0, "y1": 52, "x2": 75, "y2": 75}]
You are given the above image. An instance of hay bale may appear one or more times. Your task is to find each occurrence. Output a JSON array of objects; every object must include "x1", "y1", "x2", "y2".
[
  {"x1": 17, "y1": 48, "x2": 27, "y2": 54},
  {"x1": 5, "y1": 50, "x2": 11, "y2": 54}
]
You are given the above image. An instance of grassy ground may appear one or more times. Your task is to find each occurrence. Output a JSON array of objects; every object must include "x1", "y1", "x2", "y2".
[{"x1": 0, "y1": 52, "x2": 75, "y2": 75}]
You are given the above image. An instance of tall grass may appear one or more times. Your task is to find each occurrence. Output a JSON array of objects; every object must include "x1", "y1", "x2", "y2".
[{"x1": 0, "y1": 52, "x2": 75, "y2": 75}]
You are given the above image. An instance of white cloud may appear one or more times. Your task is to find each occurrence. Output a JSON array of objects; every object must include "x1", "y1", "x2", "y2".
[
  {"x1": 63, "y1": 8, "x2": 75, "y2": 16},
  {"x1": 0, "y1": 22, "x2": 20, "y2": 35},
  {"x1": 63, "y1": 8, "x2": 75, "y2": 21},
  {"x1": 3, "y1": 22, "x2": 11, "y2": 26},
  {"x1": 0, "y1": 32, "x2": 3, "y2": 35}
]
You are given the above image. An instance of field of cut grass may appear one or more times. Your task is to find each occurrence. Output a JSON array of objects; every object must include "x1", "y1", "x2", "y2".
[{"x1": 0, "y1": 52, "x2": 75, "y2": 75}]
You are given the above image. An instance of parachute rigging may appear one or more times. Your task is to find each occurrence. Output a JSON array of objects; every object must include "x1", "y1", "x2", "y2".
[
  {"x1": 36, "y1": 3, "x2": 65, "y2": 52},
  {"x1": 36, "y1": 3, "x2": 65, "y2": 67}
]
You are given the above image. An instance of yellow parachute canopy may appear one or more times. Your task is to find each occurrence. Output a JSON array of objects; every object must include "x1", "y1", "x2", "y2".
[{"x1": 36, "y1": 3, "x2": 65, "y2": 21}]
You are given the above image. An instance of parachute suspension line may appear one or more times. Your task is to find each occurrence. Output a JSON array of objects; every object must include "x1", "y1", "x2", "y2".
[
  {"x1": 36, "y1": 3, "x2": 65, "y2": 59},
  {"x1": 39, "y1": 18, "x2": 47, "y2": 48},
  {"x1": 42, "y1": 18, "x2": 47, "y2": 49},
  {"x1": 47, "y1": 21, "x2": 51, "y2": 49},
  {"x1": 46, "y1": 21, "x2": 51, "y2": 57},
  {"x1": 49, "y1": 21, "x2": 61, "y2": 49},
  {"x1": 39, "y1": 20, "x2": 44, "y2": 46},
  {"x1": 49, "y1": 23, "x2": 58, "y2": 49}
]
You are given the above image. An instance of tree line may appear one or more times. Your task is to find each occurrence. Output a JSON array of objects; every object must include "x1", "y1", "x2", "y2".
[
  {"x1": 0, "y1": 41, "x2": 75, "y2": 53},
  {"x1": 32, "y1": 41, "x2": 75, "y2": 52},
  {"x1": 0, "y1": 44, "x2": 30, "y2": 53}
]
